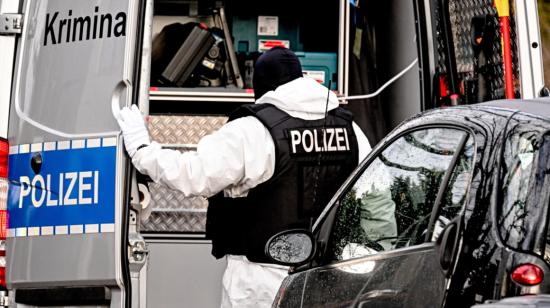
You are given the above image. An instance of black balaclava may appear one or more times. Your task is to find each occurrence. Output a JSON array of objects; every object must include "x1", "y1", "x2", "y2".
[{"x1": 253, "y1": 47, "x2": 303, "y2": 100}]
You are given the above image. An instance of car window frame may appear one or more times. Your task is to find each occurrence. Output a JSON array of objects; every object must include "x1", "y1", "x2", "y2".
[
  {"x1": 423, "y1": 131, "x2": 470, "y2": 242},
  {"x1": 311, "y1": 123, "x2": 477, "y2": 266}
]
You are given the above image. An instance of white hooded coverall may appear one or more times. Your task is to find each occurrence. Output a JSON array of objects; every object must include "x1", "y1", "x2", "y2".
[{"x1": 132, "y1": 77, "x2": 371, "y2": 308}]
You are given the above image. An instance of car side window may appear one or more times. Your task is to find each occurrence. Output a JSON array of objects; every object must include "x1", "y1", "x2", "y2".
[
  {"x1": 328, "y1": 128, "x2": 472, "y2": 261},
  {"x1": 499, "y1": 131, "x2": 539, "y2": 250},
  {"x1": 430, "y1": 137, "x2": 475, "y2": 241}
]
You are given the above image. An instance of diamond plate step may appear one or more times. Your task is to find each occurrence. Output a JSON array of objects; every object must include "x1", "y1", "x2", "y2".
[{"x1": 141, "y1": 115, "x2": 227, "y2": 233}]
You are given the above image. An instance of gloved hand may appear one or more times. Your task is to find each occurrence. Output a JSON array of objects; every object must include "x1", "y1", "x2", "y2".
[{"x1": 116, "y1": 105, "x2": 151, "y2": 158}]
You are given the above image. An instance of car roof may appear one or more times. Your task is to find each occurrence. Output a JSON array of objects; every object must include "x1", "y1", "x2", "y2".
[{"x1": 478, "y1": 98, "x2": 550, "y2": 119}]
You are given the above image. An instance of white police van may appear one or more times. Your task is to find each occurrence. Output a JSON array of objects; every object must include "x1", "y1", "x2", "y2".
[
  {"x1": 0, "y1": 0, "x2": 545, "y2": 307},
  {"x1": 0, "y1": 0, "x2": 351, "y2": 306}
]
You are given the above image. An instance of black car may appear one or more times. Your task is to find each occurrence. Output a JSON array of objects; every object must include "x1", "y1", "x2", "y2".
[{"x1": 266, "y1": 100, "x2": 550, "y2": 308}]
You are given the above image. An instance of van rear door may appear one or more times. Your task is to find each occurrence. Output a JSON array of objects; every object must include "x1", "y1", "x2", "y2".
[{"x1": 6, "y1": 0, "x2": 144, "y2": 306}]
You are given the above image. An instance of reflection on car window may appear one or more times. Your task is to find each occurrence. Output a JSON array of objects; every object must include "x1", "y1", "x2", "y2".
[
  {"x1": 432, "y1": 138, "x2": 475, "y2": 241},
  {"x1": 329, "y1": 128, "x2": 470, "y2": 261},
  {"x1": 499, "y1": 131, "x2": 539, "y2": 250}
]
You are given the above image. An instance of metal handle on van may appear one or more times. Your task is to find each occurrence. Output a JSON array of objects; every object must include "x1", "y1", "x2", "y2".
[{"x1": 111, "y1": 80, "x2": 131, "y2": 120}]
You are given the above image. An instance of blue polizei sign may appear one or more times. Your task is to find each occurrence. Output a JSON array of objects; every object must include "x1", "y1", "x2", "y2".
[{"x1": 7, "y1": 139, "x2": 117, "y2": 236}]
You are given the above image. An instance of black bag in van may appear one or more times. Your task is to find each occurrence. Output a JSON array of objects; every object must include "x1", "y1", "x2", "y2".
[
  {"x1": 151, "y1": 22, "x2": 195, "y2": 86},
  {"x1": 151, "y1": 23, "x2": 227, "y2": 87}
]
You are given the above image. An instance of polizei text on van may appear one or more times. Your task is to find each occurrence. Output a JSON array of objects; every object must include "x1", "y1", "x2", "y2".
[
  {"x1": 18, "y1": 171, "x2": 100, "y2": 208},
  {"x1": 43, "y1": 6, "x2": 126, "y2": 46}
]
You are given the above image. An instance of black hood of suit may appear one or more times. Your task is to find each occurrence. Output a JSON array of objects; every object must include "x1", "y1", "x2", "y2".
[{"x1": 253, "y1": 47, "x2": 303, "y2": 100}]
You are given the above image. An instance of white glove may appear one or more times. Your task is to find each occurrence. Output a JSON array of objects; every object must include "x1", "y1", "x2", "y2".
[{"x1": 116, "y1": 105, "x2": 151, "y2": 158}]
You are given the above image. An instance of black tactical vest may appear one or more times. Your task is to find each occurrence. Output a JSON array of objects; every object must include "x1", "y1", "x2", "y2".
[{"x1": 206, "y1": 103, "x2": 359, "y2": 263}]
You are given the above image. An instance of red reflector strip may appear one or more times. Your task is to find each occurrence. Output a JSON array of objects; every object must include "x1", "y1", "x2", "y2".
[
  {"x1": 0, "y1": 267, "x2": 6, "y2": 287},
  {"x1": 0, "y1": 210, "x2": 7, "y2": 240},
  {"x1": 0, "y1": 139, "x2": 8, "y2": 178},
  {"x1": 0, "y1": 181, "x2": 6, "y2": 211}
]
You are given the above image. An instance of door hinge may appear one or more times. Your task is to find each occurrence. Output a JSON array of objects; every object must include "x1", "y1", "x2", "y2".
[{"x1": 0, "y1": 13, "x2": 23, "y2": 35}]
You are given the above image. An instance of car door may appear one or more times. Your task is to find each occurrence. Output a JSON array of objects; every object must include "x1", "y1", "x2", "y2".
[
  {"x1": 6, "y1": 0, "x2": 145, "y2": 306},
  {"x1": 276, "y1": 126, "x2": 476, "y2": 308}
]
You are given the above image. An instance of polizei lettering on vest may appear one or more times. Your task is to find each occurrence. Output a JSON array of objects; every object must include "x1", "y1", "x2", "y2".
[
  {"x1": 289, "y1": 127, "x2": 351, "y2": 154},
  {"x1": 44, "y1": 6, "x2": 127, "y2": 46}
]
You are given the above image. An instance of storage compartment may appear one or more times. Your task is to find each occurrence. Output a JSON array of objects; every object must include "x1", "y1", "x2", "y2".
[{"x1": 148, "y1": 0, "x2": 344, "y2": 102}]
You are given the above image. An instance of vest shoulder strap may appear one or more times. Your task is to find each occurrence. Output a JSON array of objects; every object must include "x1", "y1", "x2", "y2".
[
  {"x1": 230, "y1": 104, "x2": 353, "y2": 129},
  {"x1": 228, "y1": 104, "x2": 291, "y2": 129},
  {"x1": 330, "y1": 106, "x2": 353, "y2": 122}
]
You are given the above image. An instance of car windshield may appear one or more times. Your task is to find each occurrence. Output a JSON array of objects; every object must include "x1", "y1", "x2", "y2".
[{"x1": 498, "y1": 129, "x2": 539, "y2": 250}]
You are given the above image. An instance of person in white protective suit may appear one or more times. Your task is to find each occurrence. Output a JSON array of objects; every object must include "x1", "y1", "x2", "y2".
[{"x1": 116, "y1": 47, "x2": 371, "y2": 308}]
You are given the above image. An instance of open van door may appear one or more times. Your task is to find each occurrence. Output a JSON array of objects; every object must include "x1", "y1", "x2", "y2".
[{"x1": 5, "y1": 0, "x2": 146, "y2": 306}]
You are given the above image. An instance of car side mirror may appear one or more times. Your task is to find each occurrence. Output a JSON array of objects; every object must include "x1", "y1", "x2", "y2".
[
  {"x1": 435, "y1": 216, "x2": 462, "y2": 278},
  {"x1": 265, "y1": 229, "x2": 316, "y2": 266}
]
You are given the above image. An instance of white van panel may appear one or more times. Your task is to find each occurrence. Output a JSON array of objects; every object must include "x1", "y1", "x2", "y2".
[
  {"x1": 9, "y1": 0, "x2": 134, "y2": 142},
  {"x1": 6, "y1": 0, "x2": 143, "y2": 305}
]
